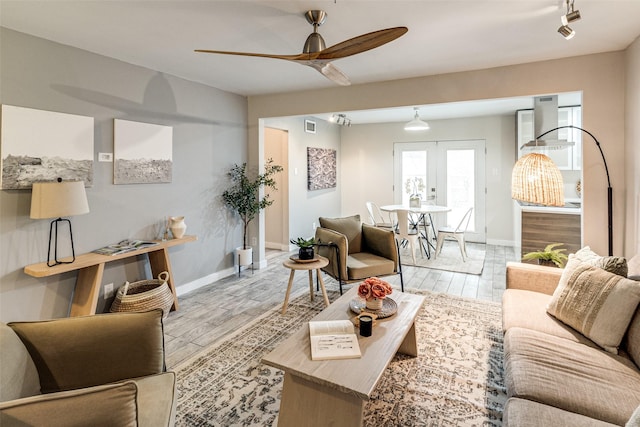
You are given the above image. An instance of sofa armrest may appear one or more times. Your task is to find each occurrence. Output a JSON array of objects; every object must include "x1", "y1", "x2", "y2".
[
  {"x1": 506, "y1": 262, "x2": 563, "y2": 295},
  {"x1": 362, "y1": 224, "x2": 399, "y2": 271},
  {"x1": 0, "y1": 381, "x2": 138, "y2": 427},
  {"x1": 8, "y1": 310, "x2": 165, "y2": 393},
  {"x1": 315, "y1": 227, "x2": 348, "y2": 280}
]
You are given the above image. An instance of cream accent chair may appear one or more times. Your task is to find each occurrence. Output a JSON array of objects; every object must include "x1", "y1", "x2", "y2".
[
  {"x1": 365, "y1": 201, "x2": 394, "y2": 229},
  {"x1": 395, "y1": 209, "x2": 421, "y2": 266},
  {"x1": 0, "y1": 310, "x2": 176, "y2": 427},
  {"x1": 435, "y1": 207, "x2": 473, "y2": 261},
  {"x1": 315, "y1": 214, "x2": 403, "y2": 294}
]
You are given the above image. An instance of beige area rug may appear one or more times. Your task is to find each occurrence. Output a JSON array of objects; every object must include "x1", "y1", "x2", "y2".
[
  {"x1": 400, "y1": 241, "x2": 486, "y2": 275},
  {"x1": 173, "y1": 289, "x2": 505, "y2": 426}
]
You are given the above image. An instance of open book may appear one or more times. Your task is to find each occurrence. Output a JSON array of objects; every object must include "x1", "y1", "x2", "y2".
[
  {"x1": 93, "y1": 239, "x2": 158, "y2": 256},
  {"x1": 309, "y1": 319, "x2": 362, "y2": 361}
]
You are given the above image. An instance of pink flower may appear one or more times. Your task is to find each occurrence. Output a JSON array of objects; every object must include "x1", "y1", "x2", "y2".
[{"x1": 358, "y1": 277, "x2": 393, "y2": 300}]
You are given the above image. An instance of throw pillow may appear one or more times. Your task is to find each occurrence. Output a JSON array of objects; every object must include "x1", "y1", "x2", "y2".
[
  {"x1": 547, "y1": 257, "x2": 640, "y2": 354},
  {"x1": 628, "y1": 254, "x2": 640, "y2": 281},
  {"x1": 627, "y1": 405, "x2": 640, "y2": 427},
  {"x1": 572, "y1": 246, "x2": 628, "y2": 277}
]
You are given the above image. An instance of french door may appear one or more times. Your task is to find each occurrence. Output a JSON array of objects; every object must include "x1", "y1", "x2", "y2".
[{"x1": 393, "y1": 140, "x2": 486, "y2": 243}]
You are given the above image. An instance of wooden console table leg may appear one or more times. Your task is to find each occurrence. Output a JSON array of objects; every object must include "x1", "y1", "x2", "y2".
[
  {"x1": 398, "y1": 321, "x2": 419, "y2": 357},
  {"x1": 147, "y1": 247, "x2": 179, "y2": 311},
  {"x1": 70, "y1": 263, "x2": 105, "y2": 317},
  {"x1": 278, "y1": 372, "x2": 364, "y2": 427}
]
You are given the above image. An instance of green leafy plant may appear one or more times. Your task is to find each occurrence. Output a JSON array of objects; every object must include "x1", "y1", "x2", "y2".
[
  {"x1": 290, "y1": 237, "x2": 316, "y2": 248},
  {"x1": 522, "y1": 243, "x2": 569, "y2": 267},
  {"x1": 222, "y1": 159, "x2": 283, "y2": 250}
]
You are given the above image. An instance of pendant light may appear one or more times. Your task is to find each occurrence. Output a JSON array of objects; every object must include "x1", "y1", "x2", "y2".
[{"x1": 404, "y1": 107, "x2": 430, "y2": 131}]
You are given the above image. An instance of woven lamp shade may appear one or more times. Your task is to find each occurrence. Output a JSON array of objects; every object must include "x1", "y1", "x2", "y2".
[{"x1": 511, "y1": 152, "x2": 564, "y2": 207}]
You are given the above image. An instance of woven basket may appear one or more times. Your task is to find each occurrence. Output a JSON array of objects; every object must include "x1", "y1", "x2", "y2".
[{"x1": 110, "y1": 271, "x2": 173, "y2": 319}]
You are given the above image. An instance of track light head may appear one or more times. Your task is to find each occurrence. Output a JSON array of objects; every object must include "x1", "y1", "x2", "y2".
[
  {"x1": 558, "y1": 0, "x2": 580, "y2": 39},
  {"x1": 558, "y1": 25, "x2": 575, "y2": 40},
  {"x1": 561, "y1": 10, "x2": 581, "y2": 26}
]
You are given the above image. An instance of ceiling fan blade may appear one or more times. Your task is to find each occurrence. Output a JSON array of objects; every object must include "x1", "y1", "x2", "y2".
[
  {"x1": 305, "y1": 62, "x2": 351, "y2": 86},
  {"x1": 194, "y1": 49, "x2": 311, "y2": 61},
  {"x1": 316, "y1": 27, "x2": 408, "y2": 60}
]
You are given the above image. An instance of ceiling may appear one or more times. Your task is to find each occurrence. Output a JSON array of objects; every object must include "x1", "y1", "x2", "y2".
[{"x1": 1, "y1": 1, "x2": 639, "y2": 124}]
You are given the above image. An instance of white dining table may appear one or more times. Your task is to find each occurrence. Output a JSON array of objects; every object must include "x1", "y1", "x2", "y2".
[{"x1": 380, "y1": 204, "x2": 452, "y2": 258}]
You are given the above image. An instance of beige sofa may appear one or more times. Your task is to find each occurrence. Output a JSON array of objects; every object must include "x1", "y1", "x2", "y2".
[
  {"x1": 0, "y1": 309, "x2": 176, "y2": 426},
  {"x1": 502, "y1": 260, "x2": 640, "y2": 426}
]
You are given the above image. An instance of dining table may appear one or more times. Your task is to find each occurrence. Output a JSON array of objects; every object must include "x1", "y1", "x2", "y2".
[{"x1": 380, "y1": 204, "x2": 452, "y2": 258}]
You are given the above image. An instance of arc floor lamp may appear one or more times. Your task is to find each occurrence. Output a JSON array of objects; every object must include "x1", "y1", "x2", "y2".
[{"x1": 513, "y1": 125, "x2": 613, "y2": 256}]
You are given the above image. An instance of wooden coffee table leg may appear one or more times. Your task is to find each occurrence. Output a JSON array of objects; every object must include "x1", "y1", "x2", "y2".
[
  {"x1": 308, "y1": 270, "x2": 314, "y2": 302},
  {"x1": 278, "y1": 372, "x2": 364, "y2": 427},
  {"x1": 317, "y1": 269, "x2": 330, "y2": 308},
  {"x1": 282, "y1": 269, "x2": 296, "y2": 314},
  {"x1": 398, "y1": 321, "x2": 419, "y2": 357}
]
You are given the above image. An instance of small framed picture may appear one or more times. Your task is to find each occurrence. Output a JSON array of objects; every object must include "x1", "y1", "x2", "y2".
[{"x1": 304, "y1": 119, "x2": 316, "y2": 134}]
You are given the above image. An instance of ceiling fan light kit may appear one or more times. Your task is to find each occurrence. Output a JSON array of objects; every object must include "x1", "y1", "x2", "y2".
[
  {"x1": 558, "y1": 0, "x2": 581, "y2": 39},
  {"x1": 195, "y1": 10, "x2": 407, "y2": 86},
  {"x1": 404, "y1": 108, "x2": 430, "y2": 131}
]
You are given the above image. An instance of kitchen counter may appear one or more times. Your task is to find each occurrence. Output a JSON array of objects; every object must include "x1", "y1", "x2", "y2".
[{"x1": 517, "y1": 201, "x2": 581, "y2": 215}]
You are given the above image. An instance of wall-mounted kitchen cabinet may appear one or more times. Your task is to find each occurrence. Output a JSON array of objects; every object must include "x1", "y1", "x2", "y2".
[{"x1": 516, "y1": 106, "x2": 582, "y2": 171}]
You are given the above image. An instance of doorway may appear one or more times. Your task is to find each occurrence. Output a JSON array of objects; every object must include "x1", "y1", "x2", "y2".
[
  {"x1": 393, "y1": 140, "x2": 486, "y2": 243},
  {"x1": 264, "y1": 127, "x2": 289, "y2": 250}
]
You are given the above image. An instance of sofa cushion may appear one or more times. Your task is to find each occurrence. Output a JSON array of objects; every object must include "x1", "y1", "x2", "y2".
[
  {"x1": 502, "y1": 289, "x2": 599, "y2": 348},
  {"x1": 0, "y1": 381, "x2": 138, "y2": 427},
  {"x1": 547, "y1": 257, "x2": 640, "y2": 354},
  {"x1": 504, "y1": 327, "x2": 640, "y2": 425},
  {"x1": 346, "y1": 252, "x2": 395, "y2": 280},
  {"x1": 134, "y1": 372, "x2": 176, "y2": 427},
  {"x1": 319, "y1": 215, "x2": 362, "y2": 254},
  {"x1": 504, "y1": 398, "x2": 618, "y2": 427},
  {"x1": 0, "y1": 323, "x2": 40, "y2": 402},
  {"x1": 625, "y1": 306, "x2": 640, "y2": 369},
  {"x1": 572, "y1": 246, "x2": 628, "y2": 277},
  {"x1": 629, "y1": 254, "x2": 640, "y2": 281}
]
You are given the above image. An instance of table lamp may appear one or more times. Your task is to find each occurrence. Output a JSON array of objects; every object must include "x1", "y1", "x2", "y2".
[{"x1": 30, "y1": 178, "x2": 90, "y2": 266}]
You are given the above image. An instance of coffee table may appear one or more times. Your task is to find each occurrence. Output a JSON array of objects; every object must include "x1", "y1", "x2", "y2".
[{"x1": 262, "y1": 286, "x2": 425, "y2": 427}]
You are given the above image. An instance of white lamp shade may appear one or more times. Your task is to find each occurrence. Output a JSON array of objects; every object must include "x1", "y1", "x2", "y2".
[
  {"x1": 30, "y1": 181, "x2": 90, "y2": 219},
  {"x1": 511, "y1": 153, "x2": 565, "y2": 207},
  {"x1": 404, "y1": 110, "x2": 430, "y2": 131}
]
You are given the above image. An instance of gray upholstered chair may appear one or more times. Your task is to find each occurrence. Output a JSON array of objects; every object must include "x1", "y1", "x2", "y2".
[
  {"x1": 0, "y1": 310, "x2": 176, "y2": 427},
  {"x1": 315, "y1": 214, "x2": 403, "y2": 294}
]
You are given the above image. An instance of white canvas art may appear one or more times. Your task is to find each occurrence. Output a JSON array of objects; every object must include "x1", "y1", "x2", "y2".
[
  {"x1": 1, "y1": 105, "x2": 94, "y2": 189},
  {"x1": 113, "y1": 119, "x2": 172, "y2": 184}
]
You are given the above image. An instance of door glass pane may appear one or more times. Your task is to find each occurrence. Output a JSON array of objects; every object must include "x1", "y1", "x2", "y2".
[
  {"x1": 401, "y1": 151, "x2": 427, "y2": 205},
  {"x1": 446, "y1": 149, "x2": 475, "y2": 231}
]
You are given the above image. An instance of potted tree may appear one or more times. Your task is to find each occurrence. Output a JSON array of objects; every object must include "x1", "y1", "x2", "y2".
[
  {"x1": 522, "y1": 243, "x2": 569, "y2": 267},
  {"x1": 222, "y1": 159, "x2": 283, "y2": 267}
]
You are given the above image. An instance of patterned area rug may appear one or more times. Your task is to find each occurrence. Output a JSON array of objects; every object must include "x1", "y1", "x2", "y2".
[
  {"x1": 173, "y1": 289, "x2": 505, "y2": 426},
  {"x1": 400, "y1": 242, "x2": 486, "y2": 275}
]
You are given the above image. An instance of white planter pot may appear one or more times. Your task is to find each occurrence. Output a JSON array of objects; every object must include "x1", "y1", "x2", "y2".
[{"x1": 235, "y1": 247, "x2": 253, "y2": 267}]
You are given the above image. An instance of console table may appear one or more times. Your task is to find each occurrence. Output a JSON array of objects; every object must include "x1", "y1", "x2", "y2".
[{"x1": 24, "y1": 235, "x2": 197, "y2": 317}]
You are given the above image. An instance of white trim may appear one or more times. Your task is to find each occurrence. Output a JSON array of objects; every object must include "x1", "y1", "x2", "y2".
[
  {"x1": 486, "y1": 238, "x2": 515, "y2": 247},
  {"x1": 175, "y1": 268, "x2": 235, "y2": 296}
]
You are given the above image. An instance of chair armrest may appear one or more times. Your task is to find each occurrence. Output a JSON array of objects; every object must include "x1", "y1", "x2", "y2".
[
  {"x1": 506, "y1": 262, "x2": 563, "y2": 295},
  {"x1": 362, "y1": 224, "x2": 399, "y2": 271},
  {"x1": 8, "y1": 310, "x2": 165, "y2": 393},
  {"x1": 315, "y1": 227, "x2": 348, "y2": 280},
  {"x1": 0, "y1": 381, "x2": 138, "y2": 427}
]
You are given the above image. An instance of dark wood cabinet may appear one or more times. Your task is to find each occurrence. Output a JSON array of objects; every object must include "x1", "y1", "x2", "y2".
[{"x1": 521, "y1": 211, "x2": 581, "y2": 262}]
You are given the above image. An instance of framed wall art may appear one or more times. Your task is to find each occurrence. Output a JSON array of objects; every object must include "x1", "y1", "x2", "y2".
[
  {"x1": 307, "y1": 147, "x2": 336, "y2": 191},
  {"x1": 1, "y1": 105, "x2": 94, "y2": 189},
  {"x1": 113, "y1": 119, "x2": 172, "y2": 184}
]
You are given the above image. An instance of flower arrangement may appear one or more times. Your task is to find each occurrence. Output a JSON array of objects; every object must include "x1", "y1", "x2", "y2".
[{"x1": 358, "y1": 277, "x2": 393, "y2": 301}]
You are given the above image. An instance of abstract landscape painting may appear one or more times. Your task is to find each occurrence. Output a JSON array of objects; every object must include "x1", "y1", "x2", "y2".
[
  {"x1": 1, "y1": 105, "x2": 94, "y2": 189},
  {"x1": 307, "y1": 147, "x2": 336, "y2": 191},
  {"x1": 114, "y1": 119, "x2": 172, "y2": 184}
]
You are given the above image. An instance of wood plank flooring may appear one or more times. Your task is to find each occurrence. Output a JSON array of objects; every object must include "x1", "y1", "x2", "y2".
[{"x1": 164, "y1": 243, "x2": 517, "y2": 368}]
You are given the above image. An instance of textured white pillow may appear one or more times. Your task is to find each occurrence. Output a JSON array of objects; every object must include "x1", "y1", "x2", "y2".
[
  {"x1": 626, "y1": 405, "x2": 640, "y2": 427},
  {"x1": 547, "y1": 257, "x2": 640, "y2": 354},
  {"x1": 572, "y1": 246, "x2": 628, "y2": 277}
]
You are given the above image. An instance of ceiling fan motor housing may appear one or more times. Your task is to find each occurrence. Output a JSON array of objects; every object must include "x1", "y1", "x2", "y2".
[{"x1": 303, "y1": 10, "x2": 327, "y2": 54}]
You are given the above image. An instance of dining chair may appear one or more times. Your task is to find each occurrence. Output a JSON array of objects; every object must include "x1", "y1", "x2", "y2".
[
  {"x1": 365, "y1": 201, "x2": 395, "y2": 229},
  {"x1": 435, "y1": 207, "x2": 473, "y2": 261},
  {"x1": 395, "y1": 209, "x2": 421, "y2": 265}
]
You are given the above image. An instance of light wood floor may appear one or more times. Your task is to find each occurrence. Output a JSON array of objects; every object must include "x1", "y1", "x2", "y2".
[{"x1": 164, "y1": 243, "x2": 517, "y2": 367}]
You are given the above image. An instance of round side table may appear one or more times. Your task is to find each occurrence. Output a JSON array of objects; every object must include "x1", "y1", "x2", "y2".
[{"x1": 281, "y1": 255, "x2": 330, "y2": 314}]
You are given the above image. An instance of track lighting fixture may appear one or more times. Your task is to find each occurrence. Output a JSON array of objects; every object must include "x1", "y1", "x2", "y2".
[
  {"x1": 330, "y1": 113, "x2": 351, "y2": 127},
  {"x1": 404, "y1": 107, "x2": 430, "y2": 131},
  {"x1": 558, "y1": 0, "x2": 580, "y2": 39}
]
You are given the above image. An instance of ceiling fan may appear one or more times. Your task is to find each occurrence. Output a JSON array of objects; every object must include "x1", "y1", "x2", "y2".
[{"x1": 195, "y1": 10, "x2": 408, "y2": 86}]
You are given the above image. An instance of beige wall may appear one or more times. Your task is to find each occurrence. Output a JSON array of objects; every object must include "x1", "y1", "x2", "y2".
[
  {"x1": 626, "y1": 36, "x2": 640, "y2": 255},
  {"x1": 249, "y1": 52, "x2": 627, "y2": 257}
]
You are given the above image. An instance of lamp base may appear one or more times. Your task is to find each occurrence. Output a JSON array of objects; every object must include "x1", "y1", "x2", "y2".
[{"x1": 47, "y1": 217, "x2": 76, "y2": 267}]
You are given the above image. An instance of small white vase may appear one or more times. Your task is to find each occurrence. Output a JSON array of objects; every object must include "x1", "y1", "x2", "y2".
[
  {"x1": 169, "y1": 216, "x2": 186, "y2": 239},
  {"x1": 366, "y1": 298, "x2": 383, "y2": 310}
]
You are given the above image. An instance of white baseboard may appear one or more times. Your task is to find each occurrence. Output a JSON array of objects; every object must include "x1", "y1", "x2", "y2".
[
  {"x1": 265, "y1": 241, "x2": 290, "y2": 251},
  {"x1": 176, "y1": 259, "x2": 269, "y2": 297},
  {"x1": 485, "y1": 239, "x2": 515, "y2": 247}
]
